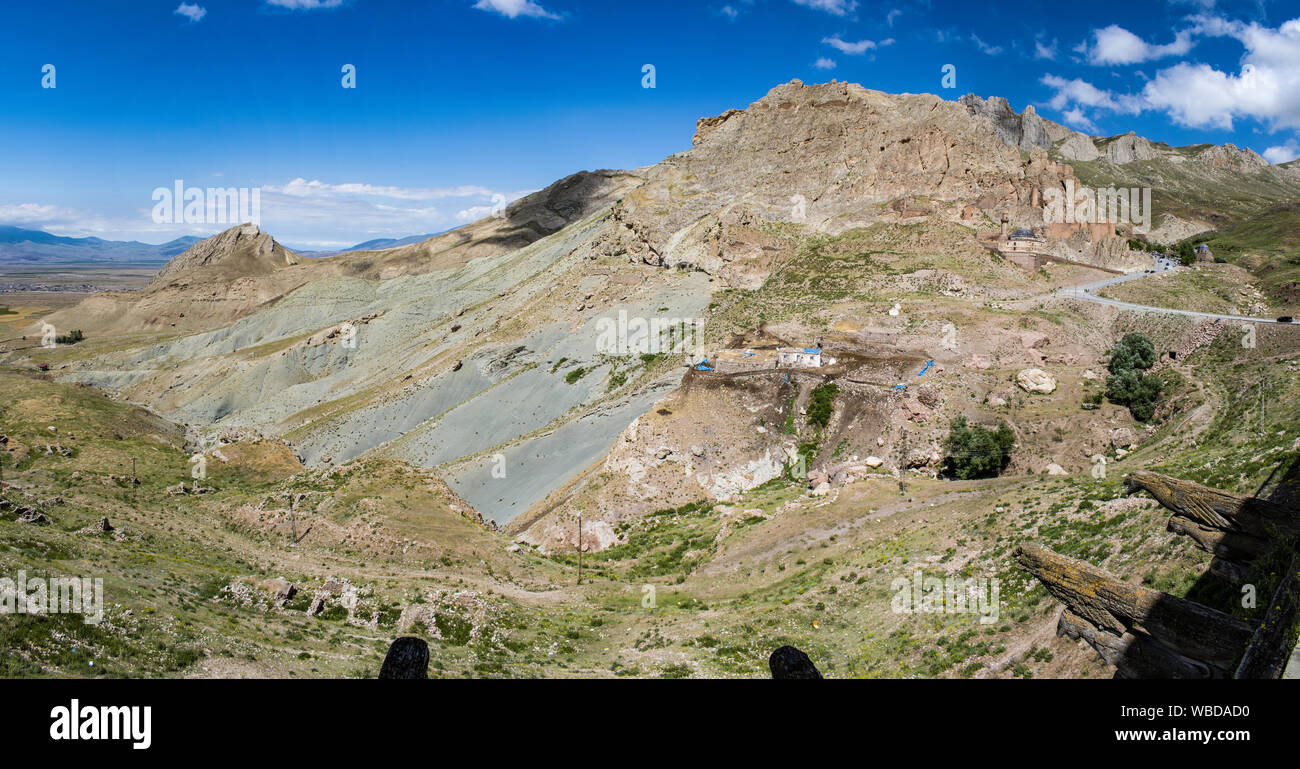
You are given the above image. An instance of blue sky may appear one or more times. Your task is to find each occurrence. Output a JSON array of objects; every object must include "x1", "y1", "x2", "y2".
[{"x1": 2, "y1": 0, "x2": 1298, "y2": 249}]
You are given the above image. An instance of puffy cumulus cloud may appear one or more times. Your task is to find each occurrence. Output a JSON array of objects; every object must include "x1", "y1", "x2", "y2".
[
  {"x1": 1262, "y1": 139, "x2": 1300, "y2": 164},
  {"x1": 472, "y1": 0, "x2": 561, "y2": 20},
  {"x1": 1041, "y1": 74, "x2": 1142, "y2": 115},
  {"x1": 813, "y1": 57, "x2": 837, "y2": 69},
  {"x1": 174, "y1": 3, "x2": 206, "y2": 22},
  {"x1": 792, "y1": 0, "x2": 858, "y2": 15},
  {"x1": 1140, "y1": 16, "x2": 1300, "y2": 131},
  {"x1": 1042, "y1": 14, "x2": 1300, "y2": 149},
  {"x1": 1085, "y1": 25, "x2": 1194, "y2": 65},
  {"x1": 0, "y1": 203, "x2": 82, "y2": 225}
]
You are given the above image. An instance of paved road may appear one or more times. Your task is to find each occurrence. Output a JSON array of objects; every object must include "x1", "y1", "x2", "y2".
[{"x1": 1057, "y1": 266, "x2": 1291, "y2": 325}]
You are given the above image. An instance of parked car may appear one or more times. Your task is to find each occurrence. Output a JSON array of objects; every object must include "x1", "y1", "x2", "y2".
[{"x1": 1277, "y1": 316, "x2": 1294, "y2": 324}]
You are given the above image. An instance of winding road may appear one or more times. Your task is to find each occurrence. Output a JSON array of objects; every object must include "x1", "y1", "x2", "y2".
[{"x1": 1056, "y1": 265, "x2": 1291, "y2": 325}]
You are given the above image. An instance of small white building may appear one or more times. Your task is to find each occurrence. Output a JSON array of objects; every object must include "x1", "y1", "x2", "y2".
[{"x1": 777, "y1": 347, "x2": 823, "y2": 368}]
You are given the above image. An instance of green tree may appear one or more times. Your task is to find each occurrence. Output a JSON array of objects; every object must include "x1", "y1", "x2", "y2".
[
  {"x1": 1104, "y1": 332, "x2": 1162, "y2": 422},
  {"x1": 1107, "y1": 332, "x2": 1156, "y2": 374},
  {"x1": 943, "y1": 416, "x2": 1015, "y2": 480}
]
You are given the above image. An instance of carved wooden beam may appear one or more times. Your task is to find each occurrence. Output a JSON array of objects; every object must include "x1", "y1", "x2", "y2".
[
  {"x1": 1014, "y1": 542, "x2": 1254, "y2": 672},
  {"x1": 1125, "y1": 470, "x2": 1299, "y2": 562},
  {"x1": 1058, "y1": 610, "x2": 1215, "y2": 678}
]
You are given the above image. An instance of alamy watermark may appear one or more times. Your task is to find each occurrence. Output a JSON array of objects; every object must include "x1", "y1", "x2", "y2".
[
  {"x1": 152, "y1": 180, "x2": 261, "y2": 226},
  {"x1": 890, "y1": 568, "x2": 1000, "y2": 624},
  {"x1": 0, "y1": 570, "x2": 104, "y2": 625},
  {"x1": 595, "y1": 310, "x2": 705, "y2": 355},
  {"x1": 1043, "y1": 180, "x2": 1151, "y2": 231}
]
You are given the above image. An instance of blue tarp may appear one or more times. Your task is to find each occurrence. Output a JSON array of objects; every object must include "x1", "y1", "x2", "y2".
[{"x1": 917, "y1": 359, "x2": 935, "y2": 377}]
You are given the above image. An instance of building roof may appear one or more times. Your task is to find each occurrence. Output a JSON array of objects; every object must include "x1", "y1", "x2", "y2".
[{"x1": 1009, "y1": 228, "x2": 1039, "y2": 239}]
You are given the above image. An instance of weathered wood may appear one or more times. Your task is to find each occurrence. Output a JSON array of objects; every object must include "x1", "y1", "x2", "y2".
[
  {"x1": 1058, "y1": 610, "x2": 1216, "y2": 678},
  {"x1": 1235, "y1": 554, "x2": 1300, "y2": 679},
  {"x1": 1165, "y1": 515, "x2": 1272, "y2": 562},
  {"x1": 1126, "y1": 470, "x2": 1299, "y2": 548},
  {"x1": 1014, "y1": 542, "x2": 1253, "y2": 669}
]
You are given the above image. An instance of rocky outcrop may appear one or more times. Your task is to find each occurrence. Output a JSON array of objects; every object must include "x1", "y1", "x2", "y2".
[
  {"x1": 154, "y1": 223, "x2": 297, "y2": 283},
  {"x1": 1057, "y1": 132, "x2": 1101, "y2": 161},
  {"x1": 1103, "y1": 132, "x2": 1159, "y2": 165},
  {"x1": 1193, "y1": 143, "x2": 1269, "y2": 172},
  {"x1": 959, "y1": 94, "x2": 1061, "y2": 151}
]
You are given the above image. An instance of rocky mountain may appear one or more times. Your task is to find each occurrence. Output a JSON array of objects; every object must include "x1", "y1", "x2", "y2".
[{"x1": 10, "y1": 79, "x2": 1300, "y2": 680}]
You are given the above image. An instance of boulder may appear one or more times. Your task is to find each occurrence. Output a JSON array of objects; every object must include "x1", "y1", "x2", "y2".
[{"x1": 1016, "y1": 368, "x2": 1057, "y2": 394}]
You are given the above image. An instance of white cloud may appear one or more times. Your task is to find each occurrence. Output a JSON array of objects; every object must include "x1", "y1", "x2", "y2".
[
  {"x1": 266, "y1": 0, "x2": 344, "y2": 8},
  {"x1": 1041, "y1": 74, "x2": 1142, "y2": 114},
  {"x1": 971, "y1": 34, "x2": 1003, "y2": 55},
  {"x1": 886, "y1": 8, "x2": 902, "y2": 26},
  {"x1": 1263, "y1": 139, "x2": 1300, "y2": 164},
  {"x1": 1034, "y1": 35, "x2": 1058, "y2": 60},
  {"x1": 0, "y1": 203, "x2": 80, "y2": 225},
  {"x1": 265, "y1": 0, "x2": 344, "y2": 8},
  {"x1": 174, "y1": 3, "x2": 206, "y2": 22},
  {"x1": 1062, "y1": 108, "x2": 1099, "y2": 133},
  {"x1": 264, "y1": 178, "x2": 496, "y2": 201},
  {"x1": 822, "y1": 34, "x2": 878, "y2": 54},
  {"x1": 813, "y1": 57, "x2": 837, "y2": 69},
  {"x1": 1085, "y1": 25, "x2": 1194, "y2": 65},
  {"x1": 792, "y1": 0, "x2": 858, "y2": 16},
  {"x1": 472, "y1": 0, "x2": 560, "y2": 20}
]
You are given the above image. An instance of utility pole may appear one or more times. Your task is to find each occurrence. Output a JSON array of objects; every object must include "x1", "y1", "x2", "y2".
[
  {"x1": 576, "y1": 511, "x2": 583, "y2": 586},
  {"x1": 131, "y1": 457, "x2": 137, "y2": 484},
  {"x1": 1260, "y1": 377, "x2": 1265, "y2": 438}
]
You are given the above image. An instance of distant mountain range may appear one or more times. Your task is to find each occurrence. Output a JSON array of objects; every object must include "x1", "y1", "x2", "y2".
[
  {"x1": 0, "y1": 225, "x2": 451, "y2": 264},
  {"x1": 0, "y1": 225, "x2": 202, "y2": 265},
  {"x1": 289, "y1": 232, "x2": 446, "y2": 258}
]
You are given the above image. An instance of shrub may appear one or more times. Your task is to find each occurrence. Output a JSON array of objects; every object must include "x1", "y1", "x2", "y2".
[
  {"x1": 806, "y1": 383, "x2": 839, "y2": 430},
  {"x1": 1104, "y1": 332, "x2": 1162, "y2": 422},
  {"x1": 943, "y1": 416, "x2": 1015, "y2": 479}
]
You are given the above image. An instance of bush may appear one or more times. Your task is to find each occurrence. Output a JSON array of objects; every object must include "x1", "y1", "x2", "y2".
[
  {"x1": 1106, "y1": 369, "x2": 1162, "y2": 422},
  {"x1": 943, "y1": 416, "x2": 1015, "y2": 479},
  {"x1": 1104, "y1": 332, "x2": 1162, "y2": 422},
  {"x1": 806, "y1": 383, "x2": 839, "y2": 430},
  {"x1": 1107, "y1": 332, "x2": 1155, "y2": 374}
]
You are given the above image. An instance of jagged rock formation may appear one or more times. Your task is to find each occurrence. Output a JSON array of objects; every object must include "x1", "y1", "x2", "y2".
[
  {"x1": 1058, "y1": 132, "x2": 1101, "y2": 162},
  {"x1": 1193, "y1": 143, "x2": 1269, "y2": 172},
  {"x1": 598, "y1": 80, "x2": 1075, "y2": 287},
  {"x1": 154, "y1": 223, "x2": 298, "y2": 283},
  {"x1": 1103, "y1": 132, "x2": 1160, "y2": 165},
  {"x1": 1016, "y1": 470, "x2": 1299, "y2": 678},
  {"x1": 959, "y1": 94, "x2": 1065, "y2": 151}
]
